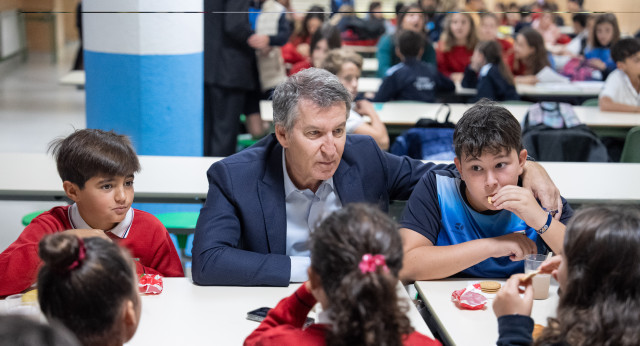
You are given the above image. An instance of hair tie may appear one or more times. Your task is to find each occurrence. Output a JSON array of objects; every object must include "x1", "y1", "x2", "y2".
[
  {"x1": 358, "y1": 254, "x2": 389, "y2": 274},
  {"x1": 67, "y1": 238, "x2": 86, "y2": 271}
]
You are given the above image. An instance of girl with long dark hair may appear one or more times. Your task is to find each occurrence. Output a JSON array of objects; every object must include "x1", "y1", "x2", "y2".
[{"x1": 245, "y1": 204, "x2": 440, "y2": 346}]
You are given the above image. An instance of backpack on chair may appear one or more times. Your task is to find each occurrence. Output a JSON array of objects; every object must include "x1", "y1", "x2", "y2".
[
  {"x1": 390, "y1": 104, "x2": 456, "y2": 160},
  {"x1": 522, "y1": 102, "x2": 610, "y2": 162}
]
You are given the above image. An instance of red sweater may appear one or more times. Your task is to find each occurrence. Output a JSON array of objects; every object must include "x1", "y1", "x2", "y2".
[
  {"x1": 436, "y1": 44, "x2": 474, "y2": 77},
  {"x1": 0, "y1": 206, "x2": 184, "y2": 296},
  {"x1": 244, "y1": 285, "x2": 441, "y2": 346}
]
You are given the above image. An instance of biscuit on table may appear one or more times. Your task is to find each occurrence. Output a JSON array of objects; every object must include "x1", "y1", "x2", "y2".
[{"x1": 479, "y1": 281, "x2": 501, "y2": 293}]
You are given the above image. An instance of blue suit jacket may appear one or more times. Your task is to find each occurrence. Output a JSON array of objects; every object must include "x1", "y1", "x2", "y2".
[{"x1": 192, "y1": 134, "x2": 448, "y2": 286}]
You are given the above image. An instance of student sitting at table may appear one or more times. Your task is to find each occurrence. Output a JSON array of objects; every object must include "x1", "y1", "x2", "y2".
[
  {"x1": 0, "y1": 129, "x2": 183, "y2": 297},
  {"x1": 461, "y1": 40, "x2": 519, "y2": 102},
  {"x1": 599, "y1": 38, "x2": 640, "y2": 113},
  {"x1": 322, "y1": 49, "x2": 389, "y2": 150},
  {"x1": 244, "y1": 204, "x2": 441, "y2": 346},
  {"x1": 511, "y1": 28, "x2": 567, "y2": 84},
  {"x1": 376, "y1": 4, "x2": 436, "y2": 78},
  {"x1": 0, "y1": 314, "x2": 80, "y2": 346},
  {"x1": 436, "y1": 12, "x2": 478, "y2": 82},
  {"x1": 38, "y1": 233, "x2": 141, "y2": 346},
  {"x1": 399, "y1": 100, "x2": 573, "y2": 282},
  {"x1": 289, "y1": 23, "x2": 341, "y2": 76},
  {"x1": 493, "y1": 205, "x2": 640, "y2": 345},
  {"x1": 583, "y1": 13, "x2": 620, "y2": 81},
  {"x1": 373, "y1": 30, "x2": 454, "y2": 103},
  {"x1": 478, "y1": 12, "x2": 515, "y2": 67}
]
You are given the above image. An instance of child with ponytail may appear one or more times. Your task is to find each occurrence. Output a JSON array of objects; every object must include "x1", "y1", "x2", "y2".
[
  {"x1": 244, "y1": 204, "x2": 440, "y2": 346},
  {"x1": 37, "y1": 233, "x2": 141, "y2": 346}
]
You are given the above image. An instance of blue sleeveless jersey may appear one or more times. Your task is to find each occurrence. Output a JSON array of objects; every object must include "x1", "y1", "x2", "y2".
[{"x1": 435, "y1": 174, "x2": 546, "y2": 277}]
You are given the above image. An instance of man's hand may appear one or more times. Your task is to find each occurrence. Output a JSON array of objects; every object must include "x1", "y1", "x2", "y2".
[
  {"x1": 247, "y1": 34, "x2": 270, "y2": 50},
  {"x1": 522, "y1": 161, "x2": 562, "y2": 219},
  {"x1": 488, "y1": 233, "x2": 537, "y2": 261},
  {"x1": 492, "y1": 185, "x2": 549, "y2": 230},
  {"x1": 493, "y1": 274, "x2": 534, "y2": 318},
  {"x1": 62, "y1": 228, "x2": 111, "y2": 241}
]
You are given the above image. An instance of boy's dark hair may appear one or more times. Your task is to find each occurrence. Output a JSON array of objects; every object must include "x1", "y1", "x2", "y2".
[
  {"x1": 611, "y1": 38, "x2": 640, "y2": 63},
  {"x1": 397, "y1": 30, "x2": 425, "y2": 58},
  {"x1": 571, "y1": 13, "x2": 588, "y2": 28},
  {"x1": 38, "y1": 233, "x2": 138, "y2": 346},
  {"x1": 454, "y1": 99, "x2": 524, "y2": 159},
  {"x1": 310, "y1": 203, "x2": 412, "y2": 346},
  {"x1": 48, "y1": 129, "x2": 140, "y2": 189},
  {"x1": 0, "y1": 314, "x2": 80, "y2": 346},
  {"x1": 368, "y1": 1, "x2": 381, "y2": 12}
]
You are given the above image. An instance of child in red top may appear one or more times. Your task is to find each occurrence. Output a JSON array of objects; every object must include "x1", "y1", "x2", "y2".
[
  {"x1": 281, "y1": 6, "x2": 324, "y2": 66},
  {"x1": 436, "y1": 12, "x2": 478, "y2": 81},
  {"x1": 478, "y1": 12, "x2": 514, "y2": 68},
  {"x1": 244, "y1": 204, "x2": 440, "y2": 346},
  {"x1": 38, "y1": 233, "x2": 141, "y2": 346},
  {"x1": 0, "y1": 129, "x2": 183, "y2": 297}
]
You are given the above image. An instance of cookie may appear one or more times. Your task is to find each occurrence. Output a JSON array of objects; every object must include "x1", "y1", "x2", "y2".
[
  {"x1": 479, "y1": 281, "x2": 501, "y2": 293},
  {"x1": 488, "y1": 196, "x2": 492, "y2": 204},
  {"x1": 532, "y1": 324, "x2": 544, "y2": 339}
]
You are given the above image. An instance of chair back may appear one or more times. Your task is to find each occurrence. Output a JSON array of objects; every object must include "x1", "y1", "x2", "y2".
[{"x1": 620, "y1": 126, "x2": 640, "y2": 163}]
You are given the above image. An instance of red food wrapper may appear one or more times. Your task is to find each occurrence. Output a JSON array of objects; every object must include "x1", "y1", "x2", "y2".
[
  {"x1": 138, "y1": 274, "x2": 163, "y2": 295},
  {"x1": 451, "y1": 283, "x2": 487, "y2": 310}
]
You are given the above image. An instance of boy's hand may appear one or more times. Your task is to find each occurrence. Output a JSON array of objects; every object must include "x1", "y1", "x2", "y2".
[
  {"x1": 489, "y1": 233, "x2": 536, "y2": 261},
  {"x1": 521, "y1": 161, "x2": 562, "y2": 220},
  {"x1": 492, "y1": 185, "x2": 549, "y2": 230},
  {"x1": 354, "y1": 100, "x2": 378, "y2": 118},
  {"x1": 538, "y1": 255, "x2": 561, "y2": 274},
  {"x1": 62, "y1": 229, "x2": 111, "y2": 241},
  {"x1": 493, "y1": 274, "x2": 533, "y2": 318},
  {"x1": 247, "y1": 34, "x2": 270, "y2": 50}
]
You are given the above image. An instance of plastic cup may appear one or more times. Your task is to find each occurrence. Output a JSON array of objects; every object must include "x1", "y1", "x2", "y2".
[
  {"x1": 4, "y1": 293, "x2": 40, "y2": 316},
  {"x1": 525, "y1": 254, "x2": 550, "y2": 300}
]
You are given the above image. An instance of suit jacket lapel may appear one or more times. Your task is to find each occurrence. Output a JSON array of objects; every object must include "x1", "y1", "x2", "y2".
[
  {"x1": 334, "y1": 158, "x2": 366, "y2": 205},
  {"x1": 258, "y1": 144, "x2": 287, "y2": 254}
]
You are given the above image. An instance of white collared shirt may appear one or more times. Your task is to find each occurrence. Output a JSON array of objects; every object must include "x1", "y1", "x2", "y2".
[
  {"x1": 68, "y1": 203, "x2": 134, "y2": 239},
  {"x1": 600, "y1": 69, "x2": 640, "y2": 107},
  {"x1": 282, "y1": 149, "x2": 342, "y2": 282}
]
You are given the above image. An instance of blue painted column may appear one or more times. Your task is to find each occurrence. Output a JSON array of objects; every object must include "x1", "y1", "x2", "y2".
[{"x1": 83, "y1": 0, "x2": 203, "y2": 156}]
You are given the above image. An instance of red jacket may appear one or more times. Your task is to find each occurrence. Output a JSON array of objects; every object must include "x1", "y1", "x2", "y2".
[
  {"x1": 0, "y1": 206, "x2": 184, "y2": 296},
  {"x1": 244, "y1": 285, "x2": 441, "y2": 346},
  {"x1": 436, "y1": 44, "x2": 474, "y2": 77}
]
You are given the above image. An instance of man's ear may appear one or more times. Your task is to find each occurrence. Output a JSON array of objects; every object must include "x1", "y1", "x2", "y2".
[
  {"x1": 395, "y1": 47, "x2": 403, "y2": 60},
  {"x1": 275, "y1": 124, "x2": 289, "y2": 149},
  {"x1": 307, "y1": 266, "x2": 322, "y2": 291},
  {"x1": 62, "y1": 181, "x2": 81, "y2": 202}
]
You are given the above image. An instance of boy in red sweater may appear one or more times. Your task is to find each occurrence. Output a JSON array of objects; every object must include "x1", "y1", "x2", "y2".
[{"x1": 0, "y1": 129, "x2": 183, "y2": 296}]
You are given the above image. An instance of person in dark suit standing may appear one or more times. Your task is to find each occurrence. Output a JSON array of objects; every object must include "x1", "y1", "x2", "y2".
[
  {"x1": 192, "y1": 68, "x2": 564, "y2": 287},
  {"x1": 204, "y1": 0, "x2": 263, "y2": 156}
]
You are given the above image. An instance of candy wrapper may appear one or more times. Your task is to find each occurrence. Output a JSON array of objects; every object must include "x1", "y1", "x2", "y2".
[
  {"x1": 138, "y1": 274, "x2": 163, "y2": 295},
  {"x1": 451, "y1": 283, "x2": 487, "y2": 310}
]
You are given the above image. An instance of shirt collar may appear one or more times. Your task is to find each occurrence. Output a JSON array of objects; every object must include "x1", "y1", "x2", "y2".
[
  {"x1": 68, "y1": 203, "x2": 134, "y2": 239},
  {"x1": 282, "y1": 148, "x2": 335, "y2": 197}
]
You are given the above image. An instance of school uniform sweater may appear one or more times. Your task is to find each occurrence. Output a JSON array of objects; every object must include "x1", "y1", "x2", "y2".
[
  {"x1": 436, "y1": 44, "x2": 474, "y2": 77},
  {"x1": 0, "y1": 205, "x2": 184, "y2": 296},
  {"x1": 244, "y1": 284, "x2": 440, "y2": 346},
  {"x1": 461, "y1": 64, "x2": 519, "y2": 101}
]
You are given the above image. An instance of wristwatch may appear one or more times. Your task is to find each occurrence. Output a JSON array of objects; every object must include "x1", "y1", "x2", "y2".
[{"x1": 536, "y1": 212, "x2": 552, "y2": 235}]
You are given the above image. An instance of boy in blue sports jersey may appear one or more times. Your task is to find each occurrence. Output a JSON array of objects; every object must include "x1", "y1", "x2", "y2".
[{"x1": 399, "y1": 100, "x2": 573, "y2": 282}]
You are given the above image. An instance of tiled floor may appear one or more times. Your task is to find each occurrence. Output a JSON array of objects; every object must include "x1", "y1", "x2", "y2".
[{"x1": 0, "y1": 46, "x2": 85, "y2": 251}]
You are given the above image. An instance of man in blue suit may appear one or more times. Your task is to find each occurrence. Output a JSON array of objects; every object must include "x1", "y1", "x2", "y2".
[{"x1": 192, "y1": 68, "x2": 563, "y2": 286}]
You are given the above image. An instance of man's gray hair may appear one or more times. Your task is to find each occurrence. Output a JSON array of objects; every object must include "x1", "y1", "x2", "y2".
[{"x1": 272, "y1": 68, "x2": 352, "y2": 132}]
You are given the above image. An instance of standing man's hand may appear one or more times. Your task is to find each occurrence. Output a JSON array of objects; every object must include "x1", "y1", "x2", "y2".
[{"x1": 248, "y1": 34, "x2": 270, "y2": 50}]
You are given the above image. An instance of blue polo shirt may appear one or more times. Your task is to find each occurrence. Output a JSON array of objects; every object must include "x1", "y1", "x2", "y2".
[{"x1": 401, "y1": 170, "x2": 573, "y2": 278}]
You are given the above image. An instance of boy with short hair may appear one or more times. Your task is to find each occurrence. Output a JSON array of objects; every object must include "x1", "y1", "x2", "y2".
[
  {"x1": 399, "y1": 101, "x2": 573, "y2": 282},
  {"x1": 373, "y1": 30, "x2": 454, "y2": 103},
  {"x1": 599, "y1": 38, "x2": 640, "y2": 113},
  {"x1": 0, "y1": 129, "x2": 183, "y2": 296}
]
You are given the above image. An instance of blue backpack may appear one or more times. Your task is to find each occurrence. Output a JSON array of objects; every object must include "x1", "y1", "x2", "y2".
[{"x1": 390, "y1": 104, "x2": 456, "y2": 160}]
